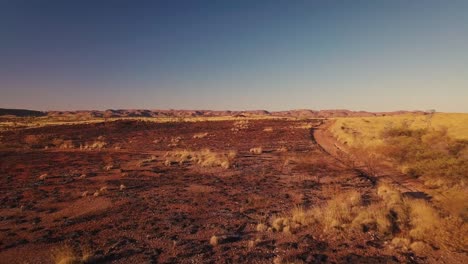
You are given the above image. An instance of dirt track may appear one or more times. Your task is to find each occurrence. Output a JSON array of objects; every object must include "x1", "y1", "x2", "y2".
[{"x1": 0, "y1": 119, "x2": 450, "y2": 263}]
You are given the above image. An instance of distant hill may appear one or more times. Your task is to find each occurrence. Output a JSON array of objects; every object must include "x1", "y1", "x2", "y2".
[
  {"x1": 1, "y1": 108, "x2": 424, "y2": 118},
  {"x1": 0, "y1": 108, "x2": 46, "y2": 117}
]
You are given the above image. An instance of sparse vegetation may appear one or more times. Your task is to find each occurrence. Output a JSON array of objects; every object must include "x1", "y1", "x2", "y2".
[
  {"x1": 249, "y1": 147, "x2": 263, "y2": 155},
  {"x1": 51, "y1": 244, "x2": 92, "y2": 264},
  {"x1": 331, "y1": 113, "x2": 468, "y2": 147},
  {"x1": 259, "y1": 184, "x2": 467, "y2": 252},
  {"x1": 379, "y1": 124, "x2": 468, "y2": 184},
  {"x1": 210, "y1": 235, "x2": 219, "y2": 246},
  {"x1": 164, "y1": 149, "x2": 236, "y2": 169},
  {"x1": 193, "y1": 132, "x2": 208, "y2": 139},
  {"x1": 80, "y1": 139, "x2": 106, "y2": 150},
  {"x1": 231, "y1": 120, "x2": 249, "y2": 131},
  {"x1": 2, "y1": 116, "x2": 466, "y2": 263}
]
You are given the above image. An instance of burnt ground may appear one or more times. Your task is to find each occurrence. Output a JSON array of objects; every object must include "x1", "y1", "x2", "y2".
[{"x1": 0, "y1": 119, "x2": 444, "y2": 263}]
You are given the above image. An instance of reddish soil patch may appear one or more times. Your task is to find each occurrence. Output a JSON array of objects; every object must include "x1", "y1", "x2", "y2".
[{"x1": 0, "y1": 119, "x2": 455, "y2": 263}]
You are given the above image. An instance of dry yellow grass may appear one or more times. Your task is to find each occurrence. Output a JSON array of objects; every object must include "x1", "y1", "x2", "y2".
[
  {"x1": 249, "y1": 147, "x2": 263, "y2": 155},
  {"x1": 330, "y1": 113, "x2": 468, "y2": 148},
  {"x1": 209, "y1": 235, "x2": 219, "y2": 246},
  {"x1": 193, "y1": 132, "x2": 208, "y2": 139},
  {"x1": 164, "y1": 149, "x2": 236, "y2": 169},
  {"x1": 259, "y1": 183, "x2": 467, "y2": 251},
  {"x1": 51, "y1": 244, "x2": 92, "y2": 264}
]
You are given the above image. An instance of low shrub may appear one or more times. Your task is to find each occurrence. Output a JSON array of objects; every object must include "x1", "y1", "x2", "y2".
[{"x1": 165, "y1": 149, "x2": 236, "y2": 169}]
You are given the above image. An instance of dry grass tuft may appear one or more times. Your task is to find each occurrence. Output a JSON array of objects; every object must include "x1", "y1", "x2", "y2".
[
  {"x1": 256, "y1": 223, "x2": 268, "y2": 232},
  {"x1": 260, "y1": 184, "x2": 466, "y2": 251},
  {"x1": 249, "y1": 147, "x2": 263, "y2": 155},
  {"x1": 165, "y1": 149, "x2": 236, "y2": 169},
  {"x1": 231, "y1": 120, "x2": 249, "y2": 131},
  {"x1": 210, "y1": 235, "x2": 219, "y2": 246},
  {"x1": 51, "y1": 244, "x2": 92, "y2": 264},
  {"x1": 276, "y1": 146, "x2": 288, "y2": 152},
  {"x1": 193, "y1": 132, "x2": 208, "y2": 139},
  {"x1": 80, "y1": 140, "x2": 106, "y2": 150}
]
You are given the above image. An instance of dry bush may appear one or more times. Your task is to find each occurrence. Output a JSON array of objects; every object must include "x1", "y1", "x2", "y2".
[
  {"x1": 103, "y1": 164, "x2": 114, "y2": 171},
  {"x1": 39, "y1": 173, "x2": 48, "y2": 180},
  {"x1": 318, "y1": 191, "x2": 363, "y2": 231},
  {"x1": 51, "y1": 244, "x2": 92, "y2": 264},
  {"x1": 256, "y1": 223, "x2": 268, "y2": 232},
  {"x1": 164, "y1": 149, "x2": 236, "y2": 169},
  {"x1": 231, "y1": 120, "x2": 249, "y2": 131},
  {"x1": 59, "y1": 140, "x2": 74, "y2": 149},
  {"x1": 261, "y1": 184, "x2": 466, "y2": 251},
  {"x1": 80, "y1": 140, "x2": 106, "y2": 150},
  {"x1": 276, "y1": 146, "x2": 288, "y2": 152},
  {"x1": 348, "y1": 145, "x2": 379, "y2": 176},
  {"x1": 249, "y1": 147, "x2": 263, "y2": 155},
  {"x1": 379, "y1": 126, "x2": 468, "y2": 184},
  {"x1": 193, "y1": 132, "x2": 208, "y2": 139},
  {"x1": 210, "y1": 235, "x2": 219, "y2": 246},
  {"x1": 429, "y1": 185, "x2": 467, "y2": 219}
]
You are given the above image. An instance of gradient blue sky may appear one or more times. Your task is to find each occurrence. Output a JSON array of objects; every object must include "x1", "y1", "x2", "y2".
[{"x1": 1, "y1": 0, "x2": 467, "y2": 112}]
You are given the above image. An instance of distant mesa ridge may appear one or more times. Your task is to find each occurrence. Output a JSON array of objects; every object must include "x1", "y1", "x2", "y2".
[
  {"x1": 0, "y1": 108, "x2": 46, "y2": 117},
  {"x1": 0, "y1": 108, "x2": 424, "y2": 118}
]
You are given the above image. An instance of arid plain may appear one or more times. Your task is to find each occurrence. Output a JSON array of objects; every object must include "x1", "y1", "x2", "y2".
[{"x1": 0, "y1": 109, "x2": 466, "y2": 263}]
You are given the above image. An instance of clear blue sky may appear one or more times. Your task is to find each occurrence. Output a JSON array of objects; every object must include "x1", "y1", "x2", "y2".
[{"x1": 1, "y1": 0, "x2": 467, "y2": 112}]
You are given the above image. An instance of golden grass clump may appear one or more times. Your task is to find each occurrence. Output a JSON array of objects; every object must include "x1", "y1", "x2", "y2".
[
  {"x1": 51, "y1": 138, "x2": 75, "y2": 149},
  {"x1": 165, "y1": 149, "x2": 236, "y2": 169},
  {"x1": 276, "y1": 146, "x2": 288, "y2": 152},
  {"x1": 80, "y1": 140, "x2": 106, "y2": 150},
  {"x1": 231, "y1": 120, "x2": 249, "y2": 131},
  {"x1": 351, "y1": 203, "x2": 392, "y2": 235},
  {"x1": 319, "y1": 191, "x2": 362, "y2": 230},
  {"x1": 256, "y1": 223, "x2": 268, "y2": 232},
  {"x1": 249, "y1": 147, "x2": 263, "y2": 155},
  {"x1": 193, "y1": 132, "x2": 208, "y2": 139},
  {"x1": 260, "y1": 183, "x2": 466, "y2": 252},
  {"x1": 51, "y1": 244, "x2": 92, "y2": 264},
  {"x1": 210, "y1": 235, "x2": 219, "y2": 246}
]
